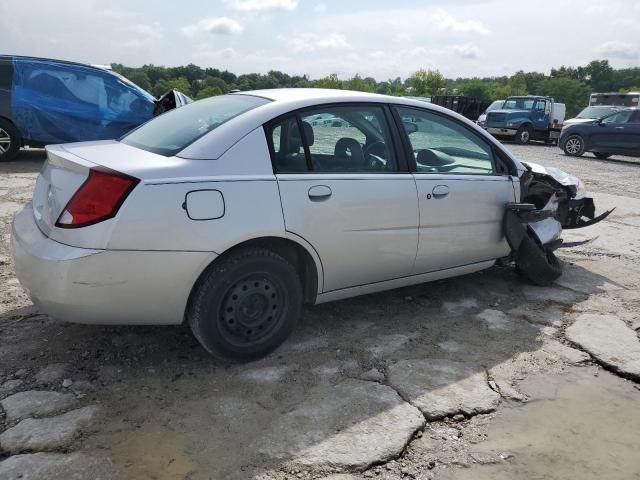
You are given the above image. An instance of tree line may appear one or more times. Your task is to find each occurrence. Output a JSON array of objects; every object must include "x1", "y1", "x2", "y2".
[{"x1": 111, "y1": 59, "x2": 640, "y2": 117}]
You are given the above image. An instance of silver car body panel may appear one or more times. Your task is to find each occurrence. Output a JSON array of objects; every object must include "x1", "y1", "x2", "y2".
[{"x1": 11, "y1": 88, "x2": 595, "y2": 326}]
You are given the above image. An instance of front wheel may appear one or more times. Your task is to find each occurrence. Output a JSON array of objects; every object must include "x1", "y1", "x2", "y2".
[
  {"x1": 515, "y1": 233, "x2": 562, "y2": 286},
  {"x1": 563, "y1": 134, "x2": 585, "y2": 157},
  {"x1": 514, "y1": 125, "x2": 532, "y2": 145},
  {"x1": 187, "y1": 248, "x2": 303, "y2": 362},
  {"x1": 0, "y1": 118, "x2": 21, "y2": 162},
  {"x1": 594, "y1": 152, "x2": 611, "y2": 160}
]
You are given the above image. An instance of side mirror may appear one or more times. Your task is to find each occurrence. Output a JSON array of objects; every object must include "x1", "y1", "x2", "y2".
[{"x1": 403, "y1": 121, "x2": 418, "y2": 134}]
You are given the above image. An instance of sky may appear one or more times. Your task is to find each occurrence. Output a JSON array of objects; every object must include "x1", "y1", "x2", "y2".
[{"x1": 1, "y1": 0, "x2": 639, "y2": 80}]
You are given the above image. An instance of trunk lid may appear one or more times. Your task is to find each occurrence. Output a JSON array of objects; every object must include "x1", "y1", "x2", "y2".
[{"x1": 32, "y1": 140, "x2": 189, "y2": 247}]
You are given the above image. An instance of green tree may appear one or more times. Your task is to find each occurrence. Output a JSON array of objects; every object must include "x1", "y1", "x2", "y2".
[
  {"x1": 124, "y1": 71, "x2": 151, "y2": 91},
  {"x1": 151, "y1": 77, "x2": 192, "y2": 97},
  {"x1": 344, "y1": 74, "x2": 373, "y2": 92},
  {"x1": 314, "y1": 73, "x2": 343, "y2": 89},
  {"x1": 538, "y1": 77, "x2": 591, "y2": 117},
  {"x1": 195, "y1": 86, "x2": 223, "y2": 100},
  {"x1": 409, "y1": 69, "x2": 445, "y2": 96}
]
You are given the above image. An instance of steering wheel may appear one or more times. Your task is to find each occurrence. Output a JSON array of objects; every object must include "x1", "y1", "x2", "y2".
[{"x1": 363, "y1": 141, "x2": 387, "y2": 169}]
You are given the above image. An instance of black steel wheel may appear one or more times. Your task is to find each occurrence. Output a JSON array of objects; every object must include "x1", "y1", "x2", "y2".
[
  {"x1": 0, "y1": 118, "x2": 21, "y2": 162},
  {"x1": 514, "y1": 124, "x2": 532, "y2": 145},
  {"x1": 188, "y1": 247, "x2": 302, "y2": 361}
]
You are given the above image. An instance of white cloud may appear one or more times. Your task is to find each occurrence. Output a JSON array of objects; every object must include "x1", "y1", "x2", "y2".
[
  {"x1": 225, "y1": 0, "x2": 297, "y2": 11},
  {"x1": 453, "y1": 43, "x2": 480, "y2": 59},
  {"x1": 313, "y1": 3, "x2": 327, "y2": 13},
  {"x1": 128, "y1": 23, "x2": 162, "y2": 39},
  {"x1": 596, "y1": 41, "x2": 637, "y2": 60},
  {"x1": 431, "y1": 9, "x2": 490, "y2": 35},
  {"x1": 284, "y1": 32, "x2": 351, "y2": 53},
  {"x1": 181, "y1": 17, "x2": 243, "y2": 37}
]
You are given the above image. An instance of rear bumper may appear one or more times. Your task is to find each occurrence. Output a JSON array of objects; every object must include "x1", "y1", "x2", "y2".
[
  {"x1": 486, "y1": 127, "x2": 517, "y2": 136},
  {"x1": 11, "y1": 203, "x2": 216, "y2": 325}
]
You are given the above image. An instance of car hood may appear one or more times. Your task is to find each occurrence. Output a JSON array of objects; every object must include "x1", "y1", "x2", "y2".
[
  {"x1": 521, "y1": 161, "x2": 585, "y2": 199},
  {"x1": 564, "y1": 117, "x2": 597, "y2": 125}
]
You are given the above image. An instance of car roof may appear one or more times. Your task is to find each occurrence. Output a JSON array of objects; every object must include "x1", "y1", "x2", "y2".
[
  {"x1": 179, "y1": 88, "x2": 518, "y2": 165},
  {"x1": 0, "y1": 54, "x2": 110, "y2": 72}
]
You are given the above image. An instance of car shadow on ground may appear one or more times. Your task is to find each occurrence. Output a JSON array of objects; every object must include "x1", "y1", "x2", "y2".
[
  {"x1": 0, "y1": 149, "x2": 46, "y2": 174},
  {"x1": 0, "y1": 260, "x2": 619, "y2": 479}
]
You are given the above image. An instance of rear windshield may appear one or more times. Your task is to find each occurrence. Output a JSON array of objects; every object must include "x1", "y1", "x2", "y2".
[{"x1": 121, "y1": 94, "x2": 270, "y2": 156}]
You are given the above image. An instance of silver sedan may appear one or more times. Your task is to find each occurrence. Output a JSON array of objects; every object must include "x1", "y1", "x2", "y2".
[{"x1": 10, "y1": 89, "x2": 609, "y2": 360}]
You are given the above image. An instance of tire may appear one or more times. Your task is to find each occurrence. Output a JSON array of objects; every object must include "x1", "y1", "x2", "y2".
[
  {"x1": 562, "y1": 134, "x2": 585, "y2": 157},
  {"x1": 515, "y1": 233, "x2": 562, "y2": 286},
  {"x1": 0, "y1": 118, "x2": 21, "y2": 162},
  {"x1": 594, "y1": 152, "x2": 611, "y2": 160},
  {"x1": 187, "y1": 247, "x2": 303, "y2": 362},
  {"x1": 514, "y1": 125, "x2": 532, "y2": 145}
]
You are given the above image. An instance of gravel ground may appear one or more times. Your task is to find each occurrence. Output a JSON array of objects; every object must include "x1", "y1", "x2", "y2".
[{"x1": 1, "y1": 143, "x2": 639, "y2": 480}]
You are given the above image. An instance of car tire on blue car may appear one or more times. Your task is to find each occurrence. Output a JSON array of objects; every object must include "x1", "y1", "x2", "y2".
[
  {"x1": 187, "y1": 247, "x2": 302, "y2": 361},
  {"x1": 563, "y1": 134, "x2": 585, "y2": 157},
  {"x1": 0, "y1": 118, "x2": 21, "y2": 162},
  {"x1": 514, "y1": 124, "x2": 532, "y2": 145}
]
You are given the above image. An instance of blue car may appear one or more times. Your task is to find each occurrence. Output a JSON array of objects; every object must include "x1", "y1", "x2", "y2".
[
  {"x1": 0, "y1": 55, "x2": 190, "y2": 161},
  {"x1": 559, "y1": 107, "x2": 640, "y2": 159}
]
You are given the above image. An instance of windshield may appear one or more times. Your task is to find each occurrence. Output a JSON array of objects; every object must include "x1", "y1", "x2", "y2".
[
  {"x1": 576, "y1": 106, "x2": 619, "y2": 119},
  {"x1": 121, "y1": 94, "x2": 270, "y2": 156},
  {"x1": 108, "y1": 70, "x2": 154, "y2": 101},
  {"x1": 502, "y1": 98, "x2": 534, "y2": 110},
  {"x1": 485, "y1": 100, "x2": 504, "y2": 113}
]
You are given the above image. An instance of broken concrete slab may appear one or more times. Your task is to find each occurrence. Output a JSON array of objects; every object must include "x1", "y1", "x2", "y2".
[
  {"x1": 521, "y1": 285, "x2": 579, "y2": 305},
  {"x1": 255, "y1": 379, "x2": 424, "y2": 470},
  {"x1": 0, "y1": 405, "x2": 99, "y2": 453},
  {"x1": 319, "y1": 475, "x2": 360, "y2": 480},
  {"x1": 566, "y1": 314, "x2": 640, "y2": 380},
  {"x1": 0, "y1": 379, "x2": 23, "y2": 395},
  {"x1": 34, "y1": 364, "x2": 67, "y2": 385},
  {"x1": 1, "y1": 390, "x2": 76, "y2": 421},
  {"x1": 359, "y1": 368, "x2": 385, "y2": 383},
  {"x1": 542, "y1": 339, "x2": 590, "y2": 365},
  {"x1": 508, "y1": 304, "x2": 565, "y2": 326},
  {"x1": 0, "y1": 452, "x2": 120, "y2": 480},
  {"x1": 476, "y1": 309, "x2": 512, "y2": 330},
  {"x1": 387, "y1": 359, "x2": 501, "y2": 420}
]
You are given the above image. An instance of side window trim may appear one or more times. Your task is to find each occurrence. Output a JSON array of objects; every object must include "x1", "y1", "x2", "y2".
[
  {"x1": 295, "y1": 113, "x2": 314, "y2": 172},
  {"x1": 391, "y1": 104, "x2": 510, "y2": 176}
]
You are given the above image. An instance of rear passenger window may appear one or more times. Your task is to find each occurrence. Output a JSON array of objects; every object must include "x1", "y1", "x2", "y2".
[{"x1": 266, "y1": 106, "x2": 397, "y2": 173}]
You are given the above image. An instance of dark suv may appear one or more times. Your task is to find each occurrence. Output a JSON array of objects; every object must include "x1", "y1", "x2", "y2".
[
  {"x1": 559, "y1": 108, "x2": 640, "y2": 159},
  {"x1": 0, "y1": 55, "x2": 189, "y2": 161}
]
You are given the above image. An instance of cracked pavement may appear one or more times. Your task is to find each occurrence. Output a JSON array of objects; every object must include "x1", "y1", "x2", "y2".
[{"x1": 1, "y1": 145, "x2": 639, "y2": 480}]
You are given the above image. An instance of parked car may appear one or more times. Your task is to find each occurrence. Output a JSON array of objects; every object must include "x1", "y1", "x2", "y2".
[
  {"x1": 564, "y1": 105, "x2": 620, "y2": 126},
  {"x1": 0, "y1": 55, "x2": 190, "y2": 162},
  {"x1": 11, "y1": 89, "x2": 610, "y2": 361},
  {"x1": 476, "y1": 99, "x2": 504, "y2": 127},
  {"x1": 560, "y1": 108, "x2": 640, "y2": 159}
]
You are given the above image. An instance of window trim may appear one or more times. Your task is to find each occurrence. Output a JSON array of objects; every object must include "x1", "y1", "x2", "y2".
[
  {"x1": 263, "y1": 102, "x2": 410, "y2": 175},
  {"x1": 391, "y1": 104, "x2": 515, "y2": 177}
]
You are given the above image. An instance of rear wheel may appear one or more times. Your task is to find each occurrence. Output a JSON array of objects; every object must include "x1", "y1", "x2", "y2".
[
  {"x1": 594, "y1": 152, "x2": 611, "y2": 160},
  {"x1": 0, "y1": 119, "x2": 21, "y2": 162},
  {"x1": 563, "y1": 134, "x2": 585, "y2": 157},
  {"x1": 514, "y1": 125, "x2": 532, "y2": 145},
  {"x1": 187, "y1": 248, "x2": 302, "y2": 362}
]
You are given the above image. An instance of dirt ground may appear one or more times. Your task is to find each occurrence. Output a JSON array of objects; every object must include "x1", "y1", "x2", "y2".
[{"x1": 1, "y1": 144, "x2": 639, "y2": 480}]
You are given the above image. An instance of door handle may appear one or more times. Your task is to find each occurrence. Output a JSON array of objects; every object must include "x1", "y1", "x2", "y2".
[
  {"x1": 432, "y1": 185, "x2": 449, "y2": 199},
  {"x1": 615, "y1": 126, "x2": 625, "y2": 130},
  {"x1": 308, "y1": 185, "x2": 332, "y2": 201}
]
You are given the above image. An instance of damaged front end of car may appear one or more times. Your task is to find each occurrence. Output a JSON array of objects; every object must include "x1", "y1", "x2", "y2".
[{"x1": 503, "y1": 162, "x2": 614, "y2": 286}]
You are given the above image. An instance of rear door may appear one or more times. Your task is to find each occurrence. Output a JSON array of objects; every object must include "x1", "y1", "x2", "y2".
[
  {"x1": 268, "y1": 104, "x2": 419, "y2": 292},
  {"x1": 591, "y1": 110, "x2": 635, "y2": 152},
  {"x1": 393, "y1": 106, "x2": 515, "y2": 273}
]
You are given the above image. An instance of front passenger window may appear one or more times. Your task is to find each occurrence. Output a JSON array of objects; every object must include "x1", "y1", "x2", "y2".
[{"x1": 395, "y1": 106, "x2": 495, "y2": 175}]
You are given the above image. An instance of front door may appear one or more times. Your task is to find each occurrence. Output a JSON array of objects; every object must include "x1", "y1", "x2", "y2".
[
  {"x1": 266, "y1": 105, "x2": 419, "y2": 292},
  {"x1": 393, "y1": 106, "x2": 515, "y2": 273},
  {"x1": 592, "y1": 109, "x2": 638, "y2": 152}
]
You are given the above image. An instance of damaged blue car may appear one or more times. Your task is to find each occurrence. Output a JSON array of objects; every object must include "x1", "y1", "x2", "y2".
[{"x1": 0, "y1": 55, "x2": 190, "y2": 161}]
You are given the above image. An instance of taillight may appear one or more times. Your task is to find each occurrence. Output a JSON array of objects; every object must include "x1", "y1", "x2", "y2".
[{"x1": 55, "y1": 167, "x2": 139, "y2": 229}]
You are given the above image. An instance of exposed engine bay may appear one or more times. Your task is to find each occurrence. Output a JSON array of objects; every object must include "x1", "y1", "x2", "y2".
[{"x1": 503, "y1": 161, "x2": 614, "y2": 286}]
